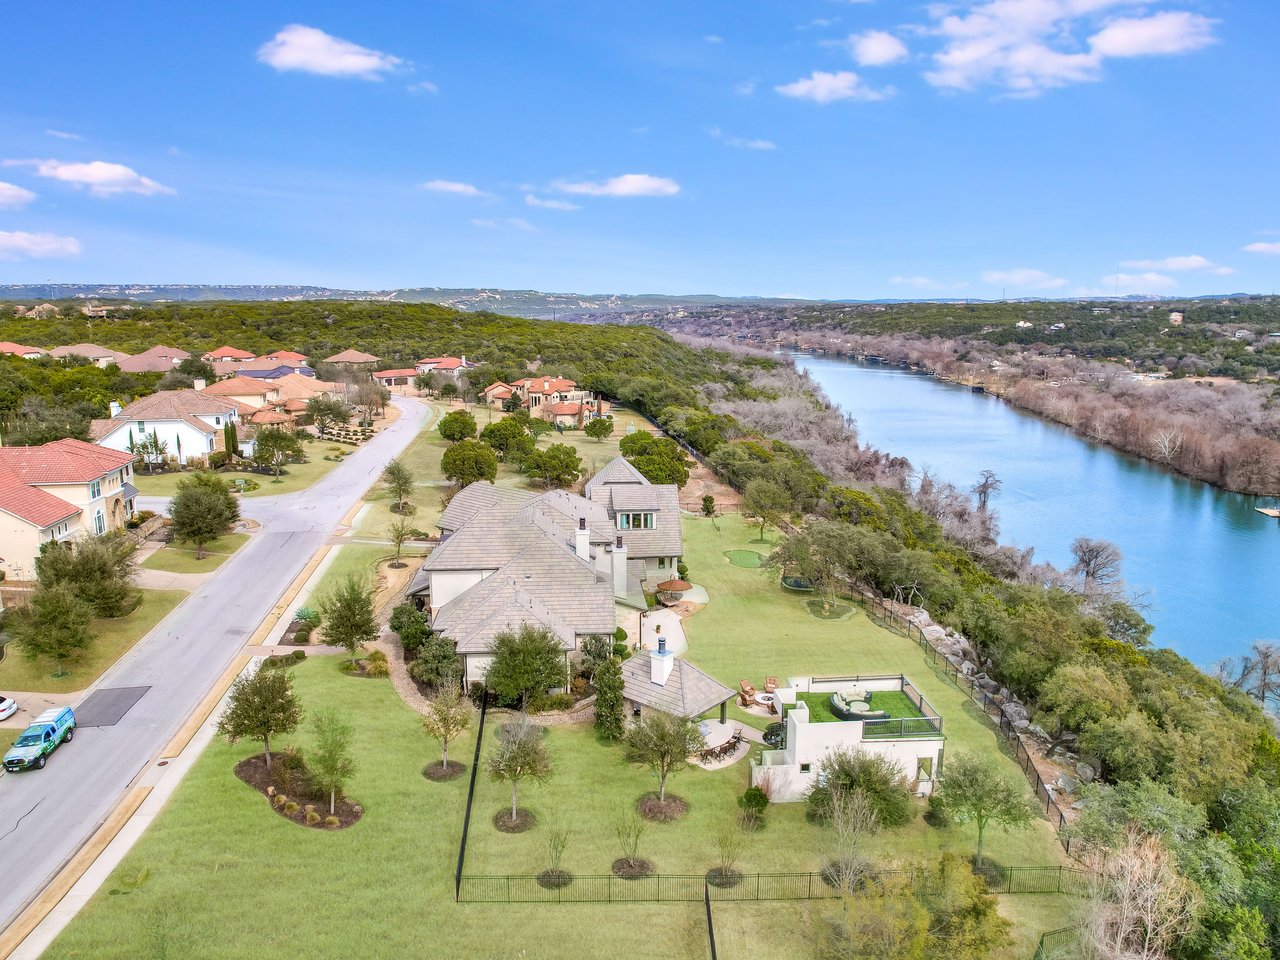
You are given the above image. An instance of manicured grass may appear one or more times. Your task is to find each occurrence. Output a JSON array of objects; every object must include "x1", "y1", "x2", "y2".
[
  {"x1": 724, "y1": 549, "x2": 765, "y2": 568},
  {"x1": 797, "y1": 691, "x2": 842, "y2": 723},
  {"x1": 307, "y1": 543, "x2": 427, "y2": 609},
  {"x1": 0, "y1": 730, "x2": 16, "y2": 754},
  {"x1": 0, "y1": 590, "x2": 187, "y2": 694},
  {"x1": 140, "y1": 533, "x2": 250, "y2": 574},
  {"x1": 47, "y1": 657, "x2": 710, "y2": 960},
  {"x1": 131, "y1": 439, "x2": 341, "y2": 499}
]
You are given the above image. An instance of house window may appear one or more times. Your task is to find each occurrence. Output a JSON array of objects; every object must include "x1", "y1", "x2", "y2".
[
  {"x1": 618, "y1": 512, "x2": 655, "y2": 530},
  {"x1": 916, "y1": 757, "x2": 934, "y2": 782},
  {"x1": 94, "y1": 511, "x2": 105, "y2": 534},
  {"x1": 658, "y1": 557, "x2": 667, "y2": 569},
  {"x1": 137, "y1": 421, "x2": 145, "y2": 431},
  {"x1": 215, "y1": 416, "x2": 221, "y2": 425},
  {"x1": 800, "y1": 762, "x2": 812, "y2": 774},
  {"x1": 89, "y1": 480, "x2": 102, "y2": 499}
]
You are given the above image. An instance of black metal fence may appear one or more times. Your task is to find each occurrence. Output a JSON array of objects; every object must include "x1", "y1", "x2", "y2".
[
  {"x1": 457, "y1": 865, "x2": 1092, "y2": 904},
  {"x1": 1032, "y1": 926, "x2": 1082, "y2": 959},
  {"x1": 454, "y1": 697, "x2": 488, "y2": 901}
]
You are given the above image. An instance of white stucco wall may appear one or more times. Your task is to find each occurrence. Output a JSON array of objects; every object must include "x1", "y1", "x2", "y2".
[
  {"x1": 428, "y1": 569, "x2": 493, "y2": 614},
  {"x1": 98, "y1": 420, "x2": 216, "y2": 462}
]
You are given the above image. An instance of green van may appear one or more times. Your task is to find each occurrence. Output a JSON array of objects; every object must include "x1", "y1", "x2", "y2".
[{"x1": 3, "y1": 707, "x2": 76, "y2": 772}]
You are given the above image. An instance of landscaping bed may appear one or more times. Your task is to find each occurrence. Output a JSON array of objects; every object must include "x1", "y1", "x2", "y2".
[
  {"x1": 234, "y1": 754, "x2": 363, "y2": 830},
  {"x1": 423, "y1": 759, "x2": 466, "y2": 782}
]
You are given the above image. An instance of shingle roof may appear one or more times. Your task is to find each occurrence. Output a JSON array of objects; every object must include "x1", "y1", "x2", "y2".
[
  {"x1": 621, "y1": 653, "x2": 734, "y2": 718},
  {"x1": 115, "y1": 345, "x2": 190, "y2": 373},
  {"x1": 0, "y1": 438, "x2": 134, "y2": 484},
  {"x1": 584, "y1": 458, "x2": 683, "y2": 558},
  {"x1": 438, "y1": 483, "x2": 537, "y2": 534},
  {"x1": 434, "y1": 579, "x2": 577, "y2": 654},
  {"x1": 0, "y1": 468, "x2": 80, "y2": 527},
  {"x1": 324, "y1": 349, "x2": 380, "y2": 363},
  {"x1": 198, "y1": 376, "x2": 277, "y2": 397},
  {"x1": 273, "y1": 373, "x2": 334, "y2": 401},
  {"x1": 49, "y1": 343, "x2": 131, "y2": 361},
  {"x1": 608, "y1": 485, "x2": 663, "y2": 511},
  {"x1": 584, "y1": 455, "x2": 648, "y2": 494},
  {"x1": 422, "y1": 509, "x2": 543, "y2": 571},
  {"x1": 109, "y1": 389, "x2": 242, "y2": 422}
]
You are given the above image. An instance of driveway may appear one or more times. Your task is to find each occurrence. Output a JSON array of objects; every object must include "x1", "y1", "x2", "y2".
[{"x1": 0, "y1": 397, "x2": 431, "y2": 933}]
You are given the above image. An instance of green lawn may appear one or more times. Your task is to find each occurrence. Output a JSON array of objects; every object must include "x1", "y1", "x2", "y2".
[
  {"x1": 47, "y1": 657, "x2": 709, "y2": 960},
  {"x1": 796, "y1": 690, "x2": 926, "y2": 724},
  {"x1": 0, "y1": 730, "x2": 16, "y2": 754},
  {"x1": 131, "y1": 439, "x2": 342, "y2": 499},
  {"x1": 140, "y1": 533, "x2": 250, "y2": 575},
  {"x1": 0, "y1": 590, "x2": 187, "y2": 694}
]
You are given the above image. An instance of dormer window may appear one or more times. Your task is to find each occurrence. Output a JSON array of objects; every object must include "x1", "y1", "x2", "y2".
[{"x1": 618, "y1": 512, "x2": 655, "y2": 530}]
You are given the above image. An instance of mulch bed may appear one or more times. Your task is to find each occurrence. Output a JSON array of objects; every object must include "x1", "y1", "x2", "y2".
[
  {"x1": 537, "y1": 869, "x2": 574, "y2": 890},
  {"x1": 422, "y1": 760, "x2": 466, "y2": 782},
  {"x1": 338, "y1": 658, "x2": 388, "y2": 679},
  {"x1": 637, "y1": 792, "x2": 689, "y2": 822},
  {"x1": 612, "y1": 858, "x2": 655, "y2": 879},
  {"x1": 706, "y1": 868, "x2": 744, "y2": 889},
  {"x1": 234, "y1": 754, "x2": 363, "y2": 830},
  {"x1": 493, "y1": 808, "x2": 536, "y2": 833}
]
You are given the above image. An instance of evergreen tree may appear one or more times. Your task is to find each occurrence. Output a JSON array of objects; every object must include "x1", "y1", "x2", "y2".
[
  {"x1": 10, "y1": 582, "x2": 95, "y2": 678},
  {"x1": 593, "y1": 656, "x2": 625, "y2": 740},
  {"x1": 169, "y1": 472, "x2": 240, "y2": 558},
  {"x1": 319, "y1": 575, "x2": 379, "y2": 665},
  {"x1": 216, "y1": 667, "x2": 303, "y2": 772}
]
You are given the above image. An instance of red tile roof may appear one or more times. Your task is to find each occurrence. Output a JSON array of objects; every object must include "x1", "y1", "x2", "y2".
[
  {"x1": 0, "y1": 438, "x2": 134, "y2": 484},
  {"x1": 261, "y1": 350, "x2": 308, "y2": 364},
  {"x1": 417, "y1": 356, "x2": 471, "y2": 370},
  {"x1": 204, "y1": 345, "x2": 255, "y2": 360},
  {"x1": 198, "y1": 376, "x2": 277, "y2": 397},
  {"x1": 0, "y1": 341, "x2": 45, "y2": 357},
  {"x1": 513, "y1": 376, "x2": 577, "y2": 394},
  {"x1": 324, "y1": 349, "x2": 379, "y2": 363},
  {"x1": 0, "y1": 469, "x2": 79, "y2": 528},
  {"x1": 249, "y1": 409, "x2": 294, "y2": 425},
  {"x1": 115, "y1": 345, "x2": 190, "y2": 373},
  {"x1": 373, "y1": 368, "x2": 418, "y2": 380},
  {"x1": 545, "y1": 402, "x2": 583, "y2": 416}
]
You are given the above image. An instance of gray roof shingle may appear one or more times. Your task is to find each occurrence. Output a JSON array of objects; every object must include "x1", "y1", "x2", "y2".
[{"x1": 621, "y1": 654, "x2": 734, "y2": 718}]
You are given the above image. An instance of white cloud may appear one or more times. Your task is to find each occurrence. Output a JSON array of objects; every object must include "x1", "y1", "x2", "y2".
[
  {"x1": 45, "y1": 129, "x2": 82, "y2": 141},
  {"x1": 0, "y1": 230, "x2": 81, "y2": 260},
  {"x1": 525, "y1": 194, "x2": 580, "y2": 211},
  {"x1": 799, "y1": 18, "x2": 837, "y2": 30},
  {"x1": 704, "y1": 34, "x2": 724, "y2": 44},
  {"x1": 471, "y1": 217, "x2": 535, "y2": 232},
  {"x1": 1099, "y1": 271, "x2": 1179, "y2": 294},
  {"x1": 733, "y1": 79, "x2": 758, "y2": 96},
  {"x1": 982, "y1": 268, "x2": 1068, "y2": 290},
  {"x1": 407, "y1": 80, "x2": 439, "y2": 94},
  {"x1": 708, "y1": 126, "x2": 776, "y2": 150},
  {"x1": 892, "y1": 275, "x2": 943, "y2": 289},
  {"x1": 1243, "y1": 242, "x2": 1280, "y2": 255},
  {"x1": 923, "y1": 3, "x2": 1217, "y2": 96},
  {"x1": 554, "y1": 174, "x2": 680, "y2": 198},
  {"x1": 257, "y1": 24, "x2": 401, "y2": 79},
  {"x1": 1090, "y1": 12, "x2": 1215, "y2": 58},
  {"x1": 0, "y1": 181, "x2": 37, "y2": 209},
  {"x1": 775, "y1": 70, "x2": 891, "y2": 103},
  {"x1": 11, "y1": 159, "x2": 173, "y2": 197},
  {"x1": 849, "y1": 30, "x2": 909, "y2": 67},
  {"x1": 420, "y1": 179, "x2": 490, "y2": 198},
  {"x1": 1121, "y1": 254, "x2": 1233, "y2": 275}
]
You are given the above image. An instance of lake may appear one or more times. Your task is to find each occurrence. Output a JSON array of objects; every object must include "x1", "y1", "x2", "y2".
[{"x1": 793, "y1": 352, "x2": 1279, "y2": 667}]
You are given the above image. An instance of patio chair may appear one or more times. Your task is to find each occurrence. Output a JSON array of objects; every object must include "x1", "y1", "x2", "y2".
[
  {"x1": 738, "y1": 680, "x2": 759, "y2": 708},
  {"x1": 764, "y1": 676, "x2": 779, "y2": 693}
]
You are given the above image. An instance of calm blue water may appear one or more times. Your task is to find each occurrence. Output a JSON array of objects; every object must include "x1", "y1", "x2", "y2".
[{"x1": 794, "y1": 353, "x2": 1280, "y2": 666}]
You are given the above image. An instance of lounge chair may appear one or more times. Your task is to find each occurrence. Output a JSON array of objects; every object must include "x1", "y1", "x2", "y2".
[
  {"x1": 738, "y1": 680, "x2": 759, "y2": 708},
  {"x1": 764, "y1": 676, "x2": 779, "y2": 693}
]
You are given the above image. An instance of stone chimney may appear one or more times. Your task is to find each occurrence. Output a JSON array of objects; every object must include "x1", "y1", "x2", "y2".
[
  {"x1": 108, "y1": 400, "x2": 122, "y2": 418},
  {"x1": 575, "y1": 516, "x2": 590, "y2": 561},
  {"x1": 611, "y1": 534, "x2": 628, "y2": 599},
  {"x1": 193, "y1": 377, "x2": 207, "y2": 391},
  {"x1": 650, "y1": 631, "x2": 674, "y2": 686}
]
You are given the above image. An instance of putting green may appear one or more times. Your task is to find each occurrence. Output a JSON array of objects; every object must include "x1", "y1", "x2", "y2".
[{"x1": 723, "y1": 549, "x2": 764, "y2": 568}]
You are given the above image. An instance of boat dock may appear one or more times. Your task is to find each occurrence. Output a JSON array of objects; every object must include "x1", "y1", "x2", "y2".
[{"x1": 1256, "y1": 508, "x2": 1280, "y2": 519}]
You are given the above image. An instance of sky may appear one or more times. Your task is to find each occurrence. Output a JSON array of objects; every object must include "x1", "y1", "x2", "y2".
[{"x1": 1, "y1": 0, "x2": 1278, "y2": 300}]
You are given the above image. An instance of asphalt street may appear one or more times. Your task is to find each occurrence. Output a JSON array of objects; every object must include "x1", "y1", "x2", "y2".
[{"x1": 0, "y1": 397, "x2": 430, "y2": 933}]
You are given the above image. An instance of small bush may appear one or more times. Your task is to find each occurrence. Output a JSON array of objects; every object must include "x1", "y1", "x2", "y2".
[
  {"x1": 294, "y1": 623, "x2": 314, "y2": 642},
  {"x1": 529, "y1": 692, "x2": 574, "y2": 713},
  {"x1": 806, "y1": 748, "x2": 915, "y2": 829},
  {"x1": 325, "y1": 815, "x2": 341, "y2": 828},
  {"x1": 677, "y1": 561, "x2": 690, "y2": 579},
  {"x1": 208, "y1": 451, "x2": 231, "y2": 470},
  {"x1": 738, "y1": 786, "x2": 770, "y2": 817},
  {"x1": 612, "y1": 641, "x2": 630, "y2": 659},
  {"x1": 270, "y1": 747, "x2": 321, "y2": 801},
  {"x1": 305, "y1": 810, "x2": 322, "y2": 826},
  {"x1": 363, "y1": 657, "x2": 390, "y2": 678},
  {"x1": 763, "y1": 722, "x2": 785, "y2": 749},
  {"x1": 570, "y1": 676, "x2": 587, "y2": 698},
  {"x1": 294, "y1": 606, "x2": 320, "y2": 625},
  {"x1": 272, "y1": 793, "x2": 288, "y2": 809},
  {"x1": 390, "y1": 604, "x2": 423, "y2": 634},
  {"x1": 304, "y1": 804, "x2": 316, "y2": 815},
  {"x1": 613, "y1": 626, "x2": 628, "y2": 644},
  {"x1": 366, "y1": 649, "x2": 388, "y2": 664},
  {"x1": 290, "y1": 649, "x2": 306, "y2": 663},
  {"x1": 283, "y1": 801, "x2": 300, "y2": 815}
]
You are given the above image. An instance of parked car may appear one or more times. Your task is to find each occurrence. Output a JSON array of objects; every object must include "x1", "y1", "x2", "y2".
[
  {"x1": 0, "y1": 695, "x2": 16, "y2": 722},
  {"x1": 3, "y1": 707, "x2": 75, "y2": 772}
]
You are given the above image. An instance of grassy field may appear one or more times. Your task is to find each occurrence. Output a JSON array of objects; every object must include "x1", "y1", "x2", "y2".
[
  {"x1": 0, "y1": 730, "x2": 16, "y2": 753},
  {"x1": 131, "y1": 437, "x2": 342, "y2": 499},
  {"x1": 0, "y1": 590, "x2": 187, "y2": 694},
  {"x1": 140, "y1": 533, "x2": 250, "y2": 575},
  {"x1": 46, "y1": 657, "x2": 710, "y2": 960}
]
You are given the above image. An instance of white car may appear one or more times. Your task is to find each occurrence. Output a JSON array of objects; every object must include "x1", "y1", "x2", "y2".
[{"x1": 0, "y1": 695, "x2": 17, "y2": 722}]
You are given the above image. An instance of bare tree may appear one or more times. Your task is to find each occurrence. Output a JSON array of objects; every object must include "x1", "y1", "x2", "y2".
[
  {"x1": 824, "y1": 785, "x2": 878, "y2": 892},
  {"x1": 973, "y1": 469, "x2": 1002, "y2": 512},
  {"x1": 1235, "y1": 641, "x2": 1280, "y2": 707},
  {"x1": 1149, "y1": 427, "x2": 1183, "y2": 464},
  {"x1": 1070, "y1": 537, "x2": 1125, "y2": 597}
]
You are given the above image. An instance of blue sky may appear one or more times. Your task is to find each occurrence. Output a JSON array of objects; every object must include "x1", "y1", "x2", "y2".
[{"x1": 1, "y1": 1, "x2": 1277, "y2": 299}]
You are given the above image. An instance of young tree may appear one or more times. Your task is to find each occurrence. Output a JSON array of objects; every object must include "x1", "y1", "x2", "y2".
[
  {"x1": 438, "y1": 409, "x2": 478, "y2": 443},
  {"x1": 309, "y1": 707, "x2": 356, "y2": 815},
  {"x1": 222, "y1": 420, "x2": 239, "y2": 458},
  {"x1": 819, "y1": 874, "x2": 928, "y2": 960},
  {"x1": 807, "y1": 747, "x2": 914, "y2": 830},
  {"x1": 135, "y1": 431, "x2": 169, "y2": 473},
  {"x1": 441, "y1": 439, "x2": 498, "y2": 487},
  {"x1": 9, "y1": 582, "x2": 95, "y2": 678},
  {"x1": 251, "y1": 426, "x2": 304, "y2": 478},
  {"x1": 216, "y1": 667, "x2": 303, "y2": 772},
  {"x1": 484, "y1": 624, "x2": 566, "y2": 709},
  {"x1": 578, "y1": 634, "x2": 614, "y2": 684},
  {"x1": 623, "y1": 710, "x2": 706, "y2": 802},
  {"x1": 593, "y1": 655, "x2": 625, "y2": 740},
  {"x1": 354, "y1": 381, "x2": 390, "y2": 421},
  {"x1": 169, "y1": 471, "x2": 240, "y2": 558},
  {"x1": 319, "y1": 575, "x2": 379, "y2": 665},
  {"x1": 742, "y1": 478, "x2": 792, "y2": 540},
  {"x1": 305, "y1": 395, "x2": 350, "y2": 438},
  {"x1": 486, "y1": 716, "x2": 552, "y2": 823},
  {"x1": 584, "y1": 417, "x2": 614, "y2": 442},
  {"x1": 35, "y1": 533, "x2": 137, "y2": 617},
  {"x1": 933, "y1": 752, "x2": 1037, "y2": 868},
  {"x1": 387, "y1": 516, "x2": 414, "y2": 567},
  {"x1": 701, "y1": 494, "x2": 716, "y2": 517},
  {"x1": 382, "y1": 458, "x2": 416, "y2": 514},
  {"x1": 523, "y1": 443, "x2": 583, "y2": 488},
  {"x1": 422, "y1": 683, "x2": 472, "y2": 771}
]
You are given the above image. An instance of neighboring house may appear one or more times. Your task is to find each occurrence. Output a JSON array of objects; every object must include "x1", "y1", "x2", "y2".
[
  {"x1": 404, "y1": 460, "x2": 684, "y2": 685},
  {"x1": 116, "y1": 345, "x2": 190, "y2": 373},
  {"x1": 261, "y1": 350, "x2": 309, "y2": 365},
  {"x1": 90, "y1": 389, "x2": 248, "y2": 466},
  {"x1": 621, "y1": 640, "x2": 734, "y2": 723},
  {"x1": 372, "y1": 368, "x2": 418, "y2": 387},
  {"x1": 227, "y1": 358, "x2": 315, "y2": 379},
  {"x1": 484, "y1": 376, "x2": 606, "y2": 422},
  {"x1": 0, "y1": 439, "x2": 137, "y2": 580},
  {"x1": 48, "y1": 343, "x2": 132, "y2": 368},
  {"x1": 273, "y1": 372, "x2": 340, "y2": 415},
  {"x1": 12, "y1": 303, "x2": 59, "y2": 320},
  {"x1": 585, "y1": 456, "x2": 683, "y2": 583},
  {"x1": 0, "y1": 341, "x2": 46, "y2": 359},
  {"x1": 197, "y1": 376, "x2": 282, "y2": 409},
  {"x1": 203, "y1": 345, "x2": 256, "y2": 363},
  {"x1": 750, "y1": 675, "x2": 945, "y2": 802},
  {"x1": 323, "y1": 349, "x2": 380, "y2": 371},
  {"x1": 415, "y1": 356, "x2": 476, "y2": 380}
]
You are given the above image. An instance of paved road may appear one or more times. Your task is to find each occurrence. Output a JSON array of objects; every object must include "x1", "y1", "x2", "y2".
[{"x1": 0, "y1": 397, "x2": 431, "y2": 933}]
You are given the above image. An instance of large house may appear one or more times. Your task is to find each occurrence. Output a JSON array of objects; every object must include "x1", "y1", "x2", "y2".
[
  {"x1": 0, "y1": 342, "x2": 45, "y2": 359},
  {"x1": 415, "y1": 356, "x2": 476, "y2": 380},
  {"x1": 116, "y1": 345, "x2": 190, "y2": 373},
  {"x1": 49, "y1": 343, "x2": 132, "y2": 368},
  {"x1": 585, "y1": 457, "x2": 682, "y2": 581},
  {"x1": 0, "y1": 439, "x2": 137, "y2": 580},
  {"x1": 481, "y1": 376, "x2": 608, "y2": 425},
  {"x1": 197, "y1": 376, "x2": 282, "y2": 409},
  {"x1": 405, "y1": 457, "x2": 683, "y2": 685},
  {"x1": 202, "y1": 346, "x2": 256, "y2": 364},
  {"x1": 90, "y1": 389, "x2": 248, "y2": 466},
  {"x1": 750, "y1": 675, "x2": 946, "y2": 802}
]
